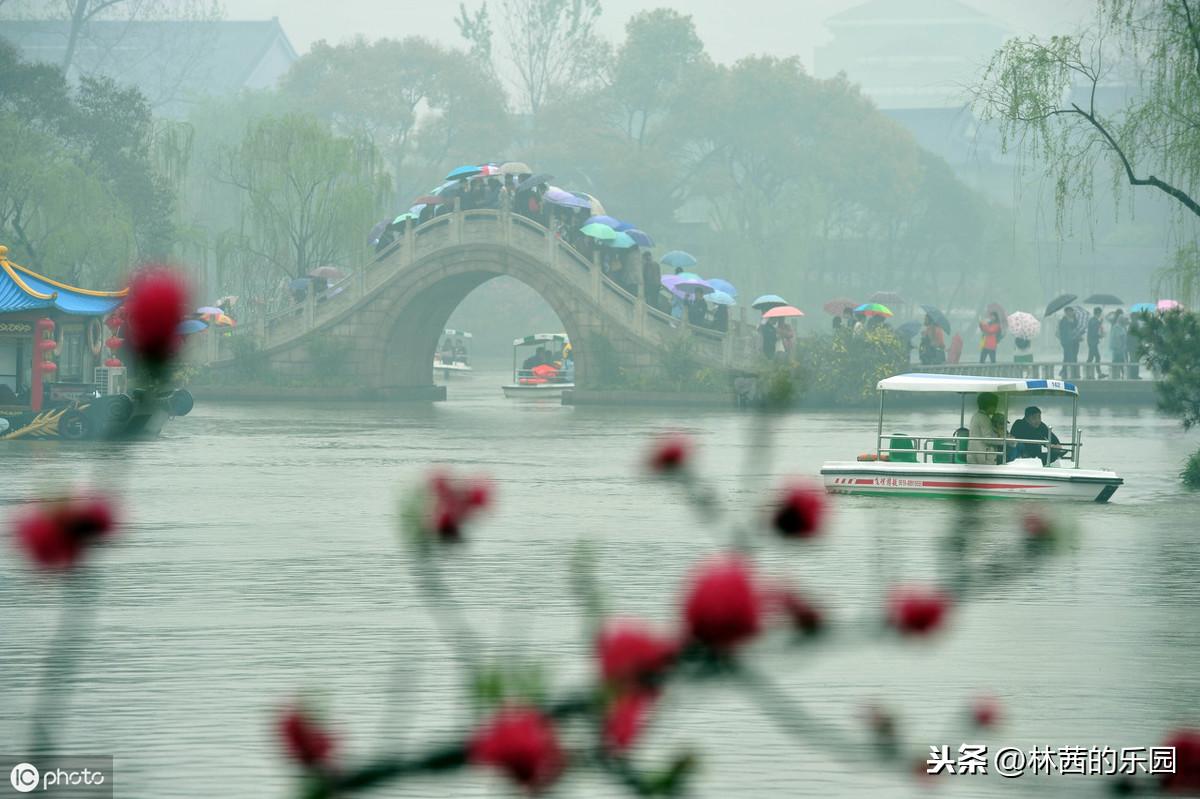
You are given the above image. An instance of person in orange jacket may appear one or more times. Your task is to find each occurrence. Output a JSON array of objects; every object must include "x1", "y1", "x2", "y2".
[{"x1": 979, "y1": 311, "x2": 1002, "y2": 363}]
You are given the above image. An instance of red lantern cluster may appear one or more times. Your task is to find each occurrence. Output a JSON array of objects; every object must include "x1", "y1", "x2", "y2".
[{"x1": 104, "y1": 308, "x2": 126, "y2": 368}]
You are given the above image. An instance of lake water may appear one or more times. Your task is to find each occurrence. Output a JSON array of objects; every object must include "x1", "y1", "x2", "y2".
[{"x1": 2, "y1": 369, "x2": 1198, "y2": 797}]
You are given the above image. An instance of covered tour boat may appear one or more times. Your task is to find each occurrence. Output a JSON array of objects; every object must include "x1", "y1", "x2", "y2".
[
  {"x1": 0, "y1": 246, "x2": 192, "y2": 441},
  {"x1": 820, "y1": 373, "x2": 1122, "y2": 502},
  {"x1": 502, "y1": 333, "x2": 574, "y2": 399},
  {"x1": 434, "y1": 328, "x2": 472, "y2": 376}
]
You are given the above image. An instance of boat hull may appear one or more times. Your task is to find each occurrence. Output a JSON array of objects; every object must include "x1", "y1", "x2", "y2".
[
  {"x1": 502, "y1": 383, "x2": 573, "y2": 399},
  {"x1": 820, "y1": 461, "x2": 1122, "y2": 502},
  {"x1": 434, "y1": 361, "x2": 472, "y2": 377}
]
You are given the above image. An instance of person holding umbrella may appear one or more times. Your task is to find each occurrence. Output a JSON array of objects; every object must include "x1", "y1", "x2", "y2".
[
  {"x1": 1086, "y1": 306, "x2": 1107, "y2": 378},
  {"x1": 1109, "y1": 309, "x2": 1128, "y2": 379},
  {"x1": 1058, "y1": 307, "x2": 1082, "y2": 379},
  {"x1": 919, "y1": 314, "x2": 946, "y2": 364}
]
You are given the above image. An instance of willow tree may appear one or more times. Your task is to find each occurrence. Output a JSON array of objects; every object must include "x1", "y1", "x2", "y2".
[
  {"x1": 218, "y1": 114, "x2": 391, "y2": 281},
  {"x1": 973, "y1": 0, "x2": 1200, "y2": 297}
]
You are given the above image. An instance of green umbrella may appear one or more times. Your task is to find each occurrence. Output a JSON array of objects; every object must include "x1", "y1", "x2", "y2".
[
  {"x1": 580, "y1": 223, "x2": 618, "y2": 241},
  {"x1": 854, "y1": 302, "x2": 893, "y2": 317}
]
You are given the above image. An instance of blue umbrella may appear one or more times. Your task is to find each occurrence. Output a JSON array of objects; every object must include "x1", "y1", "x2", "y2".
[
  {"x1": 708, "y1": 278, "x2": 737, "y2": 299},
  {"x1": 624, "y1": 229, "x2": 654, "y2": 247},
  {"x1": 705, "y1": 290, "x2": 736, "y2": 306},
  {"x1": 446, "y1": 165, "x2": 481, "y2": 180},
  {"x1": 613, "y1": 222, "x2": 635, "y2": 232},
  {"x1": 660, "y1": 250, "x2": 697, "y2": 269},
  {"x1": 752, "y1": 294, "x2": 787, "y2": 310},
  {"x1": 1130, "y1": 302, "x2": 1156, "y2": 313},
  {"x1": 178, "y1": 319, "x2": 208, "y2": 335},
  {"x1": 584, "y1": 215, "x2": 622, "y2": 228},
  {"x1": 606, "y1": 232, "x2": 637, "y2": 249}
]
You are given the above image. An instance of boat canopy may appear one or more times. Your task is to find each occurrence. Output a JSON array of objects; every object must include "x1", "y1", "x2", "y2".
[
  {"x1": 512, "y1": 333, "x2": 568, "y2": 347},
  {"x1": 877, "y1": 373, "x2": 1078, "y2": 397},
  {"x1": 0, "y1": 246, "x2": 127, "y2": 316},
  {"x1": 443, "y1": 329, "x2": 472, "y2": 338}
]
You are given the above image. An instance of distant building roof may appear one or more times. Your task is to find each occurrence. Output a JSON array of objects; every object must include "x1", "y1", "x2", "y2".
[
  {"x1": 0, "y1": 18, "x2": 297, "y2": 116},
  {"x1": 0, "y1": 247, "x2": 126, "y2": 316},
  {"x1": 825, "y1": 0, "x2": 1006, "y2": 28}
]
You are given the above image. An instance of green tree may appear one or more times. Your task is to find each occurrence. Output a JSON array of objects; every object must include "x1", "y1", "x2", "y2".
[
  {"x1": 973, "y1": 0, "x2": 1200, "y2": 298},
  {"x1": 1131, "y1": 309, "x2": 1200, "y2": 485},
  {"x1": 217, "y1": 113, "x2": 391, "y2": 281}
]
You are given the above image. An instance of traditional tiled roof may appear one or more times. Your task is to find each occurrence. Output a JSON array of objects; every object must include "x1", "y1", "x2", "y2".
[{"x1": 0, "y1": 246, "x2": 126, "y2": 316}]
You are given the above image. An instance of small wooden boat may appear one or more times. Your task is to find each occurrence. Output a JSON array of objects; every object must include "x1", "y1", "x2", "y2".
[
  {"x1": 502, "y1": 333, "x2": 574, "y2": 399},
  {"x1": 434, "y1": 328, "x2": 473, "y2": 377}
]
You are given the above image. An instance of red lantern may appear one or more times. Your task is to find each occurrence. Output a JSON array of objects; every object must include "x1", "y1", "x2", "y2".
[
  {"x1": 37, "y1": 338, "x2": 58, "y2": 352},
  {"x1": 36, "y1": 318, "x2": 55, "y2": 334},
  {"x1": 38, "y1": 360, "x2": 57, "y2": 374},
  {"x1": 104, "y1": 357, "x2": 123, "y2": 368},
  {"x1": 105, "y1": 315, "x2": 123, "y2": 331},
  {"x1": 106, "y1": 336, "x2": 123, "y2": 351}
]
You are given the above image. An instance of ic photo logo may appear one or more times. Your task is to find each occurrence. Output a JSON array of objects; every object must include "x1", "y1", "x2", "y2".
[{"x1": 9, "y1": 763, "x2": 39, "y2": 793}]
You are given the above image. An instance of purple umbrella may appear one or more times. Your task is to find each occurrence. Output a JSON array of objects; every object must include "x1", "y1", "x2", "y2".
[
  {"x1": 661, "y1": 274, "x2": 713, "y2": 300},
  {"x1": 613, "y1": 222, "x2": 635, "y2": 232},
  {"x1": 544, "y1": 187, "x2": 591, "y2": 209},
  {"x1": 624, "y1": 229, "x2": 654, "y2": 247}
]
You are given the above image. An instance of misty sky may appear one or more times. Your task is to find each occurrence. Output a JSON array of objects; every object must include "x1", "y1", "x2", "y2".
[{"x1": 223, "y1": 0, "x2": 1096, "y2": 67}]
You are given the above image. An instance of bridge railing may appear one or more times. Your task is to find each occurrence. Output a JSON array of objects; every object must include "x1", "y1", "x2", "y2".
[
  {"x1": 205, "y1": 206, "x2": 759, "y2": 367},
  {"x1": 909, "y1": 361, "x2": 1151, "y2": 381}
]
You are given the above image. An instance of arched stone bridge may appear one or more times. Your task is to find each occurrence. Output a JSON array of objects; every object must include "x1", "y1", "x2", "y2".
[{"x1": 205, "y1": 209, "x2": 759, "y2": 397}]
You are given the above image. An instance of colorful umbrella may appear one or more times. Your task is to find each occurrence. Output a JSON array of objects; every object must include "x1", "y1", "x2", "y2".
[
  {"x1": 660, "y1": 250, "x2": 698, "y2": 269},
  {"x1": 823, "y1": 298, "x2": 856, "y2": 316},
  {"x1": 674, "y1": 276, "x2": 714, "y2": 294},
  {"x1": 606, "y1": 232, "x2": 637, "y2": 249},
  {"x1": 574, "y1": 192, "x2": 605, "y2": 215},
  {"x1": 178, "y1": 319, "x2": 208, "y2": 335},
  {"x1": 986, "y1": 302, "x2": 1007, "y2": 327},
  {"x1": 446, "y1": 165, "x2": 482, "y2": 180},
  {"x1": 392, "y1": 212, "x2": 417, "y2": 225},
  {"x1": 920, "y1": 305, "x2": 951, "y2": 333},
  {"x1": 544, "y1": 188, "x2": 591, "y2": 209},
  {"x1": 624, "y1": 229, "x2": 654, "y2": 247},
  {"x1": 753, "y1": 294, "x2": 788, "y2": 311},
  {"x1": 1130, "y1": 302, "x2": 1156, "y2": 314},
  {"x1": 584, "y1": 215, "x2": 622, "y2": 228},
  {"x1": 763, "y1": 305, "x2": 804, "y2": 319},
  {"x1": 1158, "y1": 299, "x2": 1183, "y2": 311},
  {"x1": 1084, "y1": 293, "x2": 1124, "y2": 305},
  {"x1": 707, "y1": 278, "x2": 737, "y2": 299},
  {"x1": 855, "y1": 302, "x2": 893, "y2": 317},
  {"x1": 412, "y1": 194, "x2": 447, "y2": 206},
  {"x1": 500, "y1": 162, "x2": 532, "y2": 175},
  {"x1": 869, "y1": 290, "x2": 905, "y2": 307},
  {"x1": 1043, "y1": 293, "x2": 1077, "y2": 317},
  {"x1": 196, "y1": 306, "x2": 223, "y2": 316},
  {"x1": 212, "y1": 313, "x2": 236, "y2": 327},
  {"x1": 475, "y1": 164, "x2": 502, "y2": 177},
  {"x1": 580, "y1": 223, "x2": 618, "y2": 241},
  {"x1": 705, "y1": 290, "x2": 736, "y2": 306},
  {"x1": 309, "y1": 266, "x2": 345, "y2": 282},
  {"x1": 613, "y1": 222, "x2": 635, "y2": 232},
  {"x1": 1006, "y1": 311, "x2": 1041, "y2": 340}
]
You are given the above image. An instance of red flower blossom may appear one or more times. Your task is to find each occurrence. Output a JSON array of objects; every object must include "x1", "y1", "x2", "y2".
[
  {"x1": 13, "y1": 494, "x2": 118, "y2": 569},
  {"x1": 277, "y1": 706, "x2": 336, "y2": 767},
  {"x1": 596, "y1": 620, "x2": 679, "y2": 688},
  {"x1": 863, "y1": 704, "x2": 897, "y2": 739},
  {"x1": 771, "y1": 482, "x2": 827, "y2": 538},
  {"x1": 647, "y1": 435, "x2": 690, "y2": 474},
  {"x1": 123, "y1": 268, "x2": 189, "y2": 364},
  {"x1": 1022, "y1": 511, "x2": 1053, "y2": 538},
  {"x1": 469, "y1": 706, "x2": 565, "y2": 793},
  {"x1": 886, "y1": 587, "x2": 951, "y2": 636},
  {"x1": 1161, "y1": 728, "x2": 1200, "y2": 794},
  {"x1": 604, "y1": 691, "x2": 656, "y2": 753},
  {"x1": 683, "y1": 556, "x2": 762, "y2": 651},
  {"x1": 970, "y1": 695, "x2": 1001, "y2": 728},
  {"x1": 764, "y1": 586, "x2": 824, "y2": 636},
  {"x1": 426, "y1": 470, "x2": 492, "y2": 542}
]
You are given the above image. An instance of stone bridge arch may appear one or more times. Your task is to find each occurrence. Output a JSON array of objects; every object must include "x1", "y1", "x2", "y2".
[{"x1": 206, "y1": 210, "x2": 757, "y2": 397}]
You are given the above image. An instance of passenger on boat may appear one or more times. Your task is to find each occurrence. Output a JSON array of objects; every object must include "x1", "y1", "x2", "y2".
[
  {"x1": 1009, "y1": 406, "x2": 1064, "y2": 465},
  {"x1": 522, "y1": 347, "x2": 549, "y2": 371},
  {"x1": 967, "y1": 392, "x2": 1002, "y2": 465}
]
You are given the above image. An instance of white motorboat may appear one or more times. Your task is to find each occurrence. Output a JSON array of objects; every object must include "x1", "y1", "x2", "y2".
[
  {"x1": 434, "y1": 328, "x2": 472, "y2": 377},
  {"x1": 502, "y1": 333, "x2": 574, "y2": 399},
  {"x1": 820, "y1": 373, "x2": 1123, "y2": 502}
]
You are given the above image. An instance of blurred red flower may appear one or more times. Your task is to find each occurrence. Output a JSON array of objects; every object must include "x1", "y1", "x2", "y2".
[
  {"x1": 277, "y1": 706, "x2": 336, "y2": 767},
  {"x1": 764, "y1": 586, "x2": 824, "y2": 636},
  {"x1": 771, "y1": 482, "x2": 826, "y2": 538},
  {"x1": 427, "y1": 470, "x2": 492, "y2": 542},
  {"x1": 604, "y1": 691, "x2": 655, "y2": 753},
  {"x1": 596, "y1": 620, "x2": 679, "y2": 688},
  {"x1": 886, "y1": 587, "x2": 951, "y2": 636},
  {"x1": 13, "y1": 494, "x2": 117, "y2": 569},
  {"x1": 1022, "y1": 510, "x2": 1053, "y2": 538},
  {"x1": 470, "y1": 706, "x2": 565, "y2": 793},
  {"x1": 123, "y1": 268, "x2": 189, "y2": 364},
  {"x1": 647, "y1": 434, "x2": 690, "y2": 474},
  {"x1": 970, "y1": 695, "x2": 1001, "y2": 728},
  {"x1": 683, "y1": 556, "x2": 762, "y2": 651},
  {"x1": 1161, "y1": 728, "x2": 1200, "y2": 793}
]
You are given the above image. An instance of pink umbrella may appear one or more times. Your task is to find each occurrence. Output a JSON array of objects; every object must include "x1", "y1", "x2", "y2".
[
  {"x1": 763, "y1": 305, "x2": 805, "y2": 319},
  {"x1": 1158, "y1": 299, "x2": 1183, "y2": 311}
]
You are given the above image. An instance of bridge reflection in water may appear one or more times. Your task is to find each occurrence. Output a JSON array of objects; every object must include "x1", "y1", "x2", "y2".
[{"x1": 202, "y1": 209, "x2": 758, "y2": 396}]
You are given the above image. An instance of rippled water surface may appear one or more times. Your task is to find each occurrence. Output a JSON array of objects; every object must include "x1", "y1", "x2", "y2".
[{"x1": 2, "y1": 370, "x2": 1199, "y2": 798}]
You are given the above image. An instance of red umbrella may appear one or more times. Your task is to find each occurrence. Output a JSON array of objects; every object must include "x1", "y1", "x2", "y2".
[
  {"x1": 412, "y1": 195, "x2": 447, "y2": 206},
  {"x1": 986, "y1": 302, "x2": 1008, "y2": 328},
  {"x1": 763, "y1": 305, "x2": 805, "y2": 319},
  {"x1": 823, "y1": 298, "x2": 855, "y2": 316}
]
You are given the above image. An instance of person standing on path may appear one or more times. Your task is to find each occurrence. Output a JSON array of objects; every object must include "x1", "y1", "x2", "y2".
[
  {"x1": 1086, "y1": 306, "x2": 1106, "y2": 378},
  {"x1": 979, "y1": 311, "x2": 1002, "y2": 363},
  {"x1": 1058, "y1": 307, "x2": 1082, "y2": 379}
]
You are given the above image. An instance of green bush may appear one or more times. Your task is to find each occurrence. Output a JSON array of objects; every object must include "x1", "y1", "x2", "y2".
[
  {"x1": 1183, "y1": 449, "x2": 1200, "y2": 489},
  {"x1": 790, "y1": 328, "x2": 909, "y2": 406}
]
